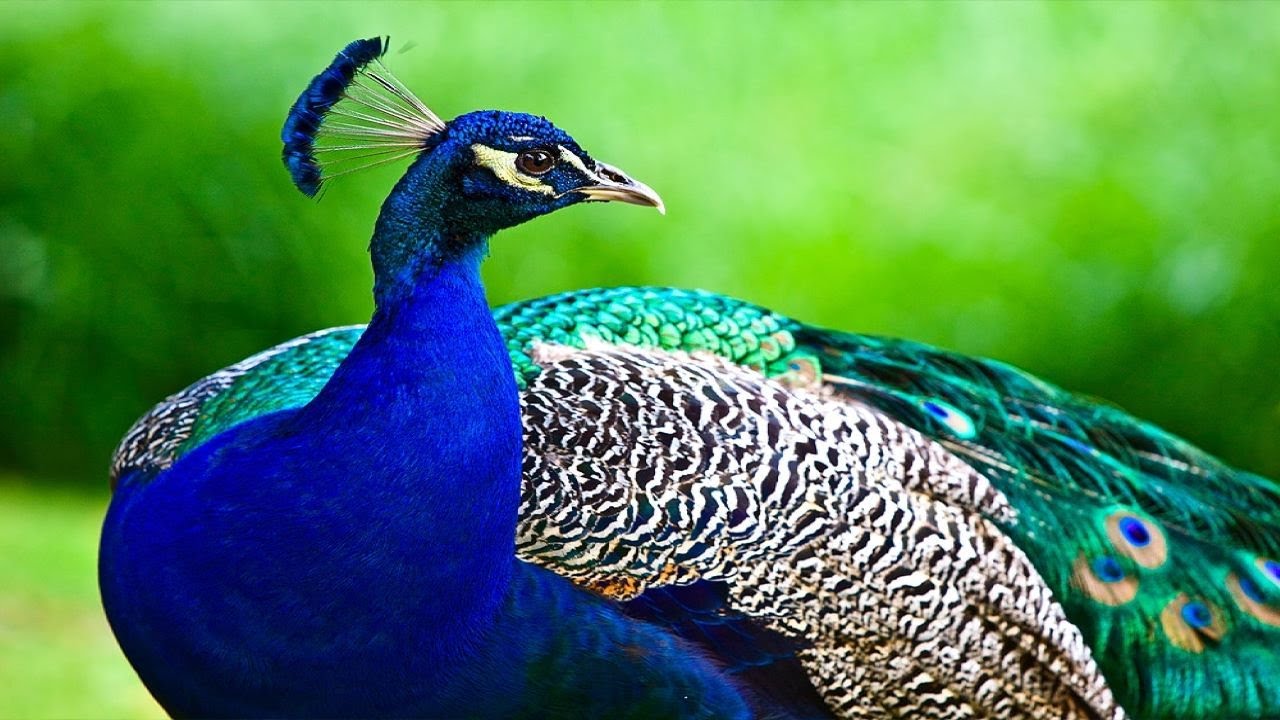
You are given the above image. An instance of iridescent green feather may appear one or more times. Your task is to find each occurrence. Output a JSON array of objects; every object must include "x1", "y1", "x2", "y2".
[
  {"x1": 140, "y1": 286, "x2": 1280, "y2": 719},
  {"x1": 179, "y1": 288, "x2": 801, "y2": 455},
  {"x1": 181, "y1": 328, "x2": 365, "y2": 452},
  {"x1": 794, "y1": 327, "x2": 1280, "y2": 719}
]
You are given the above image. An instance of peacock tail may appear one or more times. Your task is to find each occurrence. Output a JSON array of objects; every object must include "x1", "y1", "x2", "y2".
[{"x1": 112, "y1": 285, "x2": 1280, "y2": 719}]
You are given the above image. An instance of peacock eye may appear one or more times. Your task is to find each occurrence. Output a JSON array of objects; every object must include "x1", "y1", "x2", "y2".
[
  {"x1": 517, "y1": 149, "x2": 556, "y2": 175},
  {"x1": 1118, "y1": 516, "x2": 1151, "y2": 547}
]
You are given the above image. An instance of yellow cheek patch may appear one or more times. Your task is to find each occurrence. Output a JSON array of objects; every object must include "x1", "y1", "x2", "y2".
[{"x1": 470, "y1": 144, "x2": 555, "y2": 195}]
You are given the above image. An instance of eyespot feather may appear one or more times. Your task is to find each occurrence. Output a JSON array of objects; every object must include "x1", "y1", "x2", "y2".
[
  {"x1": 1104, "y1": 509, "x2": 1167, "y2": 569},
  {"x1": 1160, "y1": 593, "x2": 1226, "y2": 652},
  {"x1": 1227, "y1": 571, "x2": 1280, "y2": 627},
  {"x1": 1071, "y1": 553, "x2": 1138, "y2": 606}
]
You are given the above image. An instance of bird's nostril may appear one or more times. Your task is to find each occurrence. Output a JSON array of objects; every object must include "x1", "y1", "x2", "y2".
[{"x1": 598, "y1": 165, "x2": 627, "y2": 184}]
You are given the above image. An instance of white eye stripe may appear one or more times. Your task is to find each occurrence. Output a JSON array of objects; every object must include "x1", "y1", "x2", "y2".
[{"x1": 556, "y1": 145, "x2": 601, "y2": 181}]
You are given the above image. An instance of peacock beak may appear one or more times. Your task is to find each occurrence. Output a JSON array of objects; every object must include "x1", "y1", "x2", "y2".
[{"x1": 573, "y1": 161, "x2": 665, "y2": 215}]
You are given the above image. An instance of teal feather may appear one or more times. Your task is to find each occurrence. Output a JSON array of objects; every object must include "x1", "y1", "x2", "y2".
[
  {"x1": 114, "y1": 286, "x2": 1280, "y2": 718},
  {"x1": 792, "y1": 325, "x2": 1280, "y2": 718}
]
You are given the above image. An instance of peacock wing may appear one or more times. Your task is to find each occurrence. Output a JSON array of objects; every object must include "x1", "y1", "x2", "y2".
[
  {"x1": 110, "y1": 286, "x2": 1280, "y2": 718},
  {"x1": 514, "y1": 339, "x2": 1118, "y2": 719},
  {"x1": 791, "y1": 326, "x2": 1280, "y2": 719}
]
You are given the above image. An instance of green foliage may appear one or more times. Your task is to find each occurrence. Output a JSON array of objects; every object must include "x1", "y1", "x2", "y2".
[
  {"x1": 2, "y1": 2, "x2": 1279, "y2": 488},
  {"x1": 0, "y1": 478, "x2": 162, "y2": 718}
]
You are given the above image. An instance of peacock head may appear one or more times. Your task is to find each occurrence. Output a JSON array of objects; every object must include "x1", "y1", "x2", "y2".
[
  {"x1": 428, "y1": 110, "x2": 663, "y2": 235},
  {"x1": 281, "y1": 37, "x2": 662, "y2": 243}
]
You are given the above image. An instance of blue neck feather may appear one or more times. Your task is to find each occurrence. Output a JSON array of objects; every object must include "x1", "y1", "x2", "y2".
[
  {"x1": 301, "y1": 162, "x2": 523, "y2": 650},
  {"x1": 104, "y1": 93, "x2": 756, "y2": 716},
  {"x1": 101, "y1": 160, "x2": 526, "y2": 715},
  {"x1": 368, "y1": 151, "x2": 475, "y2": 305}
]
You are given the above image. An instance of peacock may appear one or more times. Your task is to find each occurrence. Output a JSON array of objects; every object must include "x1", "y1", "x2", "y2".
[{"x1": 100, "y1": 38, "x2": 1280, "y2": 719}]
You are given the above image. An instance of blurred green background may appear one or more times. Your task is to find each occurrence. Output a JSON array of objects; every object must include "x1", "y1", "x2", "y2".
[{"x1": 2, "y1": 1, "x2": 1279, "y2": 717}]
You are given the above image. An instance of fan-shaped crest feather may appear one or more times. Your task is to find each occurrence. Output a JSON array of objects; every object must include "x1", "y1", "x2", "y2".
[{"x1": 280, "y1": 36, "x2": 446, "y2": 196}]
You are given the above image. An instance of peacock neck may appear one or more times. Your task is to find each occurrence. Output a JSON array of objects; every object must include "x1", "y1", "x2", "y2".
[
  {"x1": 299, "y1": 172, "x2": 524, "y2": 649},
  {"x1": 368, "y1": 150, "x2": 473, "y2": 307}
]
